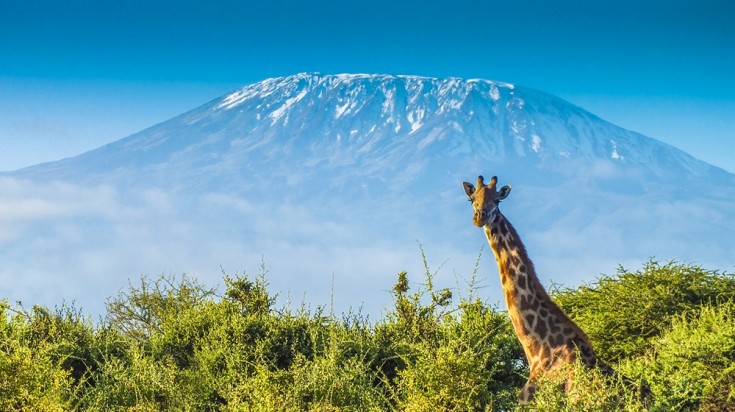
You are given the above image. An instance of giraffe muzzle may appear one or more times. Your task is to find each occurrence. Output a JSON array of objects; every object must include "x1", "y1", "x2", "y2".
[{"x1": 473, "y1": 210, "x2": 487, "y2": 226}]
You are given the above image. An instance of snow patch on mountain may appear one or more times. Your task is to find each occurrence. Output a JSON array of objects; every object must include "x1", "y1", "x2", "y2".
[{"x1": 610, "y1": 140, "x2": 623, "y2": 160}]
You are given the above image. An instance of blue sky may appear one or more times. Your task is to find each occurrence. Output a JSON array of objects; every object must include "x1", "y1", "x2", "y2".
[{"x1": 1, "y1": 0, "x2": 733, "y2": 172}]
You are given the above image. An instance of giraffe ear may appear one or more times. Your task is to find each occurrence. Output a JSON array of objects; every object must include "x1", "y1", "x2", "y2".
[
  {"x1": 463, "y1": 182, "x2": 475, "y2": 197},
  {"x1": 498, "y1": 185, "x2": 512, "y2": 200}
]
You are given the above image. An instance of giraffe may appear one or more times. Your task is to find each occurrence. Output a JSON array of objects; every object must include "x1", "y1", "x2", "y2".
[{"x1": 462, "y1": 175, "x2": 644, "y2": 404}]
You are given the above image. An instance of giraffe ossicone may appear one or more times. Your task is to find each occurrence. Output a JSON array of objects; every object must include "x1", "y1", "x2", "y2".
[{"x1": 463, "y1": 174, "x2": 650, "y2": 405}]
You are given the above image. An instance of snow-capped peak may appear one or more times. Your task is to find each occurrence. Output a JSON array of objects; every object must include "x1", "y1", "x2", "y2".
[{"x1": 8, "y1": 73, "x2": 731, "y2": 186}]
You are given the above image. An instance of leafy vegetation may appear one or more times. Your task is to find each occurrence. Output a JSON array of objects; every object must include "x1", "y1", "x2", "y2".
[
  {"x1": 0, "y1": 259, "x2": 733, "y2": 411},
  {"x1": 552, "y1": 260, "x2": 735, "y2": 362}
]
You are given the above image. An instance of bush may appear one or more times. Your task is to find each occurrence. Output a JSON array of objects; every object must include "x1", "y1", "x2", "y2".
[
  {"x1": 622, "y1": 302, "x2": 735, "y2": 411},
  {"x1": 521, "y1": 358, "x2": 649, "y2": 412},
  {"x1": 0, "y1": 302, "x2": 72, "y2": 411},
  {"x1": 384, "y1": 266, "x2": 525, "y2": 411},
  {"x1": 0, "y1": 260, "x2": 732, "y2": 410},
  {"x1": 552, "y1": 259, "x2": 735, "y2": 362}
]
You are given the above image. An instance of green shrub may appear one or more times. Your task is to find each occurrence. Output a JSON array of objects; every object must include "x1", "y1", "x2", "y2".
[
  {"x1": 521, "y1": 358, "x2": 649, "y2": 412},
  {"x1": 229, "y1": 351, "x2": 390, "y2": 411},
  {"x1": 553, "y1": 259, "x2": 735, "y2": 362},
  {"x1": 76, "y1": 345, "x2": 186, "y2": 411},
  {"x1": 384, "y1": 267, "x2": 526, "y2": 411},
  {"x1": 621, "y1": 302, "x2": 735, "y2": 411},
  {"x1": 105, "y1": 274, "x2": 216, "y2": 343},
  {"x1": 0, "y1": 260, "x2": 732, "y2": 410},
  {"x1": 0, "y1": 303, "x2": 72, "y2": 411}
]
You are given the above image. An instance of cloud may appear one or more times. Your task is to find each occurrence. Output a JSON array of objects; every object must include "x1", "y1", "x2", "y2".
[
  {"x1": 1, "y1": 172, "x2": 733, "y2": 321},
  {"x1": 0, "y1": 178, "x2": 117, "y2": 220},
  {"x1": 0, "y1": 179, "x2": 185, "y2": 312}
]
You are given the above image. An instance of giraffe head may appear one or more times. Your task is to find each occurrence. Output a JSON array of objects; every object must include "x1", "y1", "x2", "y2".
[{"x1": 463, "y1": 175, "x2": 512, "y2": 227}]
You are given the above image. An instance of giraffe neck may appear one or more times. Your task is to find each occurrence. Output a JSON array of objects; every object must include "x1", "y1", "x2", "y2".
[
  {"x1": 483, "y1": 209, "x2": 596, "y2": 371},
  {"x1": 483, "y1": 209, "x2": 547, "y2": 312}
]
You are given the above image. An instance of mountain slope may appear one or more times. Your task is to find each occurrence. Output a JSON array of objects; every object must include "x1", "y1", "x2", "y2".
[
  {"x1": 11, "y1": 73, "x2": 731, "y2": 186},
  {"x1": 2, "y1": 73, "x2": 734, "y2": 317}
]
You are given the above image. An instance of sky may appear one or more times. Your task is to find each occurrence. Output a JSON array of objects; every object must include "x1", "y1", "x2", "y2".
[{"x1": 1, "y1": 0, "x2": 733, "y2": 172}]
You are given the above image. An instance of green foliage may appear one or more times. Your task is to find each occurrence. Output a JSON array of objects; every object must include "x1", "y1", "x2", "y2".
[
  {"x1": 393, "y1": 298, "x2": 525, "y2": 411},
  {"x1": 521, "y1": 358, "x2": 649, "y2": 412},
  {"x1": 550, "y1": 259, "x2": 735, "y2": 411},
  {"x1": 0, "y1": 259, "x2": 733, "y2": 411},
  {"x1": 621, "y1": 301, "x2": 735, "y2": 411},
  {"x1": 0, "y1": 302, "x2": 72, "y2": 411},
  {"x1": 105, "y1": 274, "x2": 216, "y2": 343},
  {"x1": 552, "y1": 259, "x2": 735, "y2": 362}
]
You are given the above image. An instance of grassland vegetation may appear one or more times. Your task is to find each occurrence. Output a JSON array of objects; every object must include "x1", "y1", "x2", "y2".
[{"x1": 0, "y1": 259, "x2": 732, "y2": 411}]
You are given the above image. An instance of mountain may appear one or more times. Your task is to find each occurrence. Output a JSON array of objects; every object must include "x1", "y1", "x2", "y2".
[
  {"x1": 12, "y1": 73, "x2": 731, "y2": 186},
  {"x1": 2, "y1": 73, "x2": 734, "y2": 317}
]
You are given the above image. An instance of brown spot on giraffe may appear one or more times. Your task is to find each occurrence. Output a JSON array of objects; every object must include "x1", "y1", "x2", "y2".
[{"x1": 463, "y1": 175, "x2": 651, "y2": 405}]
